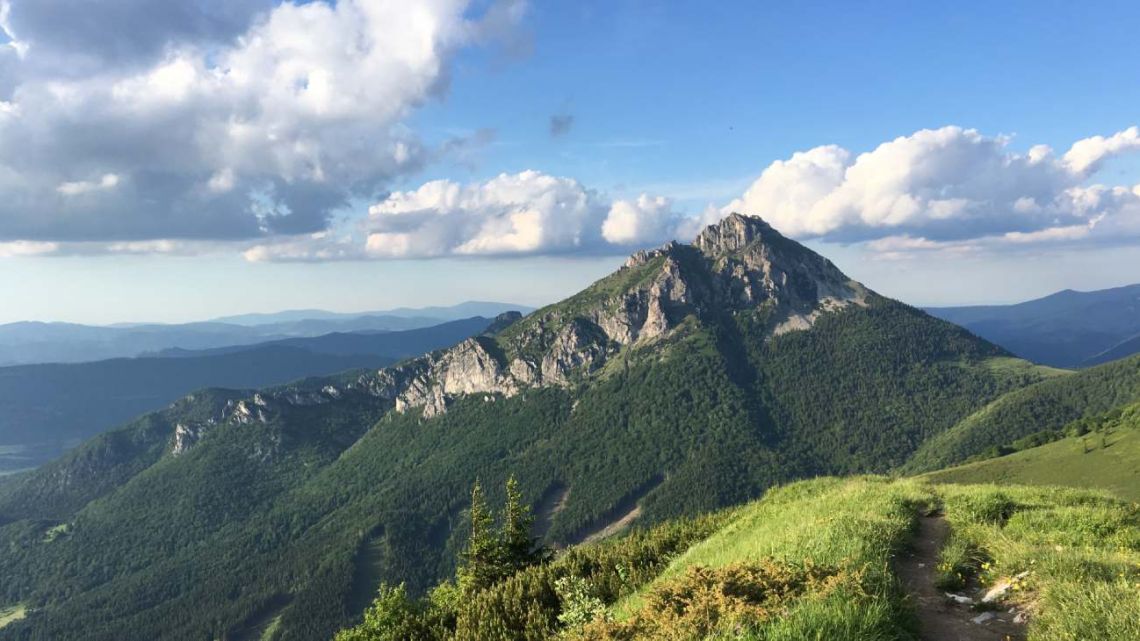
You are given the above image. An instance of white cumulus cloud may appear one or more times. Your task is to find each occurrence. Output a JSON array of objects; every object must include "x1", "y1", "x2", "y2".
[
  {"x1": 722, "y1": 126, "x2": 1140, "y2": 252},
  {"x1": 603, "y1": 195, "x2": 685, "y2": 245},
  {"x1": 1063, "y1": 126, "x2": 1140, "y2": 175},
  {"x1": 0, "y1": 0, "x2": 523, "y2": 244},
  {"x1": 245, "y1": 170, "x2": 688, "y2": 261}
]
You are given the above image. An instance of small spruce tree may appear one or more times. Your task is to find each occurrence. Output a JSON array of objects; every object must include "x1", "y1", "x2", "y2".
[
  {"x1": 457, "y1": 480, "x2": 500, "y2": 594},
  {"x1": 500, "y1": 475, "x2": 538, "y2": 573}
]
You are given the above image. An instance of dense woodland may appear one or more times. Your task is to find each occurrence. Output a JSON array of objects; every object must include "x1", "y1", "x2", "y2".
[{"x1": 905, "y1": 353, "x2": 1140, "y2": 472}]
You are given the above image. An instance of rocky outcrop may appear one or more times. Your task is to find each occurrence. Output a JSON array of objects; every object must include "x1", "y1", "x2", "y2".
[
  {"x1": 172, "y1": 422, "x2": 208, "y2": 456},
  {"x1": 693, "y1": 212, "x2": 772, "y2": 256},
  {"x1": 540, "y1": 320, "x2": 611, "y2": 385},
  {"x1": 696, "y1": 213, "x2": 868, "y2": 330},
  {"x1": 168, "y1": 384, "x2": 350, "y2": 457},
  {"x1": 693, "y1": 211, "x2": 861, "y2": 312},
  {"x1": 363, "y1": 336, "x2": 520, "y2": 418}
]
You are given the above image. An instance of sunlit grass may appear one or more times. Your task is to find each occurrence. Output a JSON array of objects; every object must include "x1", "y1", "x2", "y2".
[
  {"x1": 0, "y1": 604, "x2": 26, "y2": 630},
  {"x1": 924, "y1": 426, "x2": 1140, "y2": 501},
  {"x1": 938, "y1": 484, "x2": 1140, "y2": 641},
  {"x1": 604, "y1": 477, "x2": 935, "y2": 639},
  {"x1": 596, "y1": 479, "x2": 1139, "y2": 640}
]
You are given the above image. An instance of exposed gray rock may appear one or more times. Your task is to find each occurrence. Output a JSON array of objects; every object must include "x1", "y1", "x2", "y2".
[
  {"x1": 693, "y1": 213, "x2": 772, "y2": 256},
  {"x1": 972, "y1": 612, "x2": 997, "y2": 625},
  {"x1": 696, "y1": 213, "x2": 868, "y2": 334},
  {"x1": 982, "y1": 571, "x2": 1031, "y2": 603},
  {"x1": 540, "y1": 320, "x2": 611, "y2": 384},
  {"x1": 594, "y1": 291, "x2": 648, "y2": 344},
  {"x1": 227, "y1": 399, "x2": 269, "y2": 425},
  {"x1": 172, "y1": 423, "x2": 201, "y2": 456}
]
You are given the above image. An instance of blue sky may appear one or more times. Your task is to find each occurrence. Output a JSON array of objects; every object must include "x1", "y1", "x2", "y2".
[
  {"x1": 1, "y1": 0, "x2": 1139, "y2": 323},
  {"x1": 422, "y1": 1, "x2": 1140, "y2": 195}
]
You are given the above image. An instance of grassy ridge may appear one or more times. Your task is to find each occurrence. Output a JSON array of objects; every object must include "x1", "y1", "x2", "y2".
[
  {"x1": 592, "y1": 479, "x2": 1140, "y2": 640},
  {"x1": 335, "y1": 477, "x2": 941, "y2": 641},
  {"x1": 338, "y1": 477, "x2": 1140, "y2": 640},
  {"x1": 924, "y1": 426, "x2": 1140, "y2": 501},
  {"x1": 923, "y1": 400, "x2": 1140, "y2": 500},
  {"x1": 606, "y1": 477, "x2": 935, "y2": 640}
]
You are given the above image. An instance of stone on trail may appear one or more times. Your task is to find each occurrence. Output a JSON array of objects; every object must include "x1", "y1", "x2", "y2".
[{"x1": 972, "y1": 612, "x2": 997, "y2": 625}]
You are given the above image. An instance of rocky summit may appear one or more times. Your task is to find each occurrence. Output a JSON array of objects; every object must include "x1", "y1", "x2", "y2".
[{"x1": 354, "y1": 214, "x2": 870, "y2": 418}]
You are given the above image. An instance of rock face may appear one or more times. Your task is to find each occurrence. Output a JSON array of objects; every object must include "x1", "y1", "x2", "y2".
[
  {"x1": 171, "y1": 423, "x2": 204, "y2": 456},
  {"x1": 378, "y1": 337, "x2": 520, "y2": 418},
  {"x1": 169, "y1": 386, "x2": 347, "y2": 456},
  {"x1": 693, "y1": 213, "x2": 868, "y2": 334},
  {"x1": 346, "y1": 214, "x2": 873, "y2": 417}
]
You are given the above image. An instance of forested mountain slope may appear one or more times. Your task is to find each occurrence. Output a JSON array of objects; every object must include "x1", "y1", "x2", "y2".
[
  {"x1": 0, "y1": 215, "x2": 1055, "y2": 641},
  {"x1": 0, "y1": 316, "x2": 500, "y2": 474},
  {"x1": 904, "y1": 353, "x2": 1140, "y2": 473}
]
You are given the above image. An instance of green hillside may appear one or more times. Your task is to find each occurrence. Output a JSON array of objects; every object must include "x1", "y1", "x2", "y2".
[
  {"x1": 923, "y1": 402, "x2": 1140, "y2": 500},
  {"x1": 336, "y1": 477, "x2": 1140, "y2": 640},
  {"x1": 904, "y1": 353, "x2": 1140, "y2": 473},
  {"x1": 0, "y1": 216, "x2": 1064, "y2": 640}
]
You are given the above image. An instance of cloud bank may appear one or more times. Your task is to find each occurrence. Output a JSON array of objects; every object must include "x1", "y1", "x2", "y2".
[
  {"x1": 245, "y1": 170, "x2": 689, "y2": 261},
  {"x1": 721, "y1": 126, "x2": 1140, "y2": 255},
  {"x1": 1, "y1": 9, "x2": 1136, "y2": 272},
  {"x1": 250, "y1": 126, "x2": 1140, "y2": 262},
  {"x1": 0, "y1": 0, "x2": 523, "y2": 244}
]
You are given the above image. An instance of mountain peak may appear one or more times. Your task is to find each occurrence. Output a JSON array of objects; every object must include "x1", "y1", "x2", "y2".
[
  {"x1": 693, "y1": 212, "x2": 776, "y2": 257},
  {"x1": 343, "y1": 217, "x2": 875, "y2": 418}
]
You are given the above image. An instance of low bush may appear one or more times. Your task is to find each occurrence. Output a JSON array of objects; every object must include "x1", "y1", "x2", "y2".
[{"x1": 571, "y1": 560, "x2": 851, "y2": 641}]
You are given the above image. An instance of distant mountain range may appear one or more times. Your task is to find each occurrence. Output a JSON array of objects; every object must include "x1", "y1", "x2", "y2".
[
  {"x1": 926, "y1": 284, "x2": 1140, "y2": 368},
  {"x1": 209, "y1": 301, "x2": 530, "y2": 326},
  {"x1": 0, "y1": 315, "x2": 507, "y2": 475},
  {"x1": 0, "y1": 301, "x2": 531, "y2": 366}
]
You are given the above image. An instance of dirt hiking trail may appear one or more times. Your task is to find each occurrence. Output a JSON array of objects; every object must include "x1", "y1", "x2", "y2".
[{"x1": 897, "y1": 515, "x2": 1025, "y2": 641}]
